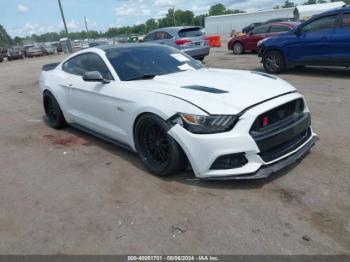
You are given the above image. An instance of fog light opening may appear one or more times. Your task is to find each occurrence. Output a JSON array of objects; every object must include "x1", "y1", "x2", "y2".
[{"x1": 210, "y1": 153, "x2": 248, "y2": 170}]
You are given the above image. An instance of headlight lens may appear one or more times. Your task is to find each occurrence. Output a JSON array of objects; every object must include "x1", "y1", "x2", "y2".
[{"x1": 169, "y1": 113, "x2": 238, "y2": 134}]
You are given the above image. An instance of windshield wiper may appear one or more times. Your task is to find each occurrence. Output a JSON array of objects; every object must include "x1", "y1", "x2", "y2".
[{"x1": 125, "y1": 74, "x2": 156, "y2": 81}]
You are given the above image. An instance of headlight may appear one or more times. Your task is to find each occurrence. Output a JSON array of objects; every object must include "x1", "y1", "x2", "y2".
[
  {"x1": 257, "y1": 37, "x2": 269, "y2": 47},
  {"x1": 169, "y1": 113, "x2": 238, "y2": 134}
]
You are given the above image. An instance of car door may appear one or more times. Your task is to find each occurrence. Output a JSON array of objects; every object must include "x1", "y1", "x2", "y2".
[
  {"x1": 245, "y1": 25, "x2": 270, "y2": 51},
  {"x1": 330, "y1": 12, "x2": 350, "y2": 66},
  {"x1": 286, "y1": 14, "x2": 338, "y2": 65},
  {"x1": 61, "y1": 53, "x2": 123, "y2": 140}
]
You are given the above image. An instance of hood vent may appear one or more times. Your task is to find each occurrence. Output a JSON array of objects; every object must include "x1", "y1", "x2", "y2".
[
  {"x1": 251, "y1": 71, "x2": 277, "y2": 80},
  {"x1": 181, "y1": 85, "x2": 228, "y2": 94}
]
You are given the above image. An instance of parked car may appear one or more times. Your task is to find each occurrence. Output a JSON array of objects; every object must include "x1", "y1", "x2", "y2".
[
  {"x1": 259, "y1": 5, "x2": 350, "y2": 73},
  {"x1": 0, "y1": 53, "x2": 3, "y2": 63},
  {"x1": 89, "y1": 40, "x2": 109, "y2": 47},
  {"x1": 26, "y1": 46, "x2": 44, "y2": 57},
  {"x1": 6, "y1": 47, "x2": 24, "y2": 61},
  {"x1": 143, "y1": 26, "x2": 210, "y2": 61},
  {"x1": 242, "y1": 22, "x2": 264, "y2": 34},
  {"x1": 41, "y1": 44, "x2": 56, "y2": 55},
  {"x1": 39, "y1": 44, "x2": 317, "y2": 179},
  {"x1": 228, "y1": 22, "x2": 299, "y2": 54}
]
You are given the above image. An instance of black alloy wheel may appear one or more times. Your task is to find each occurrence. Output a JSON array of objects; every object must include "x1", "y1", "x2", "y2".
[
  {"x1": 43, "y1": 91, "x2": 66, "y2": 129},
  {"x1": 134, "y1": 113, "x2": 185, "y2": 176}
]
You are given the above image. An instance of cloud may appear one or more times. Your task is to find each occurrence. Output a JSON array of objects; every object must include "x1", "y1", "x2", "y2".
[
  {"x1": 154, "y1": 0, "x2": 176, "y2": 7},
  {"x1": 17, "y1": 4, "x2": 28, "y2": 13},
  {"x1": 115, "y1": 1, "x2": 152, "y2": 17}
]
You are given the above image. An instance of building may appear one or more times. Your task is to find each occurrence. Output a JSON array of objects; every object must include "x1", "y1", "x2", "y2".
[{"x1": 205, "y1": 1, "x2": 345, "y2": 36}]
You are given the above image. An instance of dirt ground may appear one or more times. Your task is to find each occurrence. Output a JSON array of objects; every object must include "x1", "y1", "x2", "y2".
[{"x1": 0, "y1": 48, "x2": 349, "y2": 254}]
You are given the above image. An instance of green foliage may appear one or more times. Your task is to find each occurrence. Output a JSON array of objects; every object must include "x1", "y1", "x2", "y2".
[
  {"x1": 282, "y1": 0, "x2": 296, "y2": 8},
  {"x1": 208, "y1": 3, "x2": 245, "y2": 16},
  {"x1": 0, "y1": 24, "x2": 12, "y2": 47}
]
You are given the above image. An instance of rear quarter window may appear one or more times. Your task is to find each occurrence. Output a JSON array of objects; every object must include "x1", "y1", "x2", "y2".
[{"x1": 178, "y1": 28, "x2": 203, "y2": 38}]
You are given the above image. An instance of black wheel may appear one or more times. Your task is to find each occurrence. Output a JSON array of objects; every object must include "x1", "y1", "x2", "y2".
[
  {"x1": 43, "y1": 91, "x2": 66, "y2": 129},
  {"x1": 134, "y1": 114, "x2": 185, "y2": 176},
  {"x1": 233, "y1": 42, "x2": 244, "y2": 55},
  {"x1": 263, "y1": 50, "x2": 286, "y2": 74}
]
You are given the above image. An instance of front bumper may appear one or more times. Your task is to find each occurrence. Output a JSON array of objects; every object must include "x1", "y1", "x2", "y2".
[
  {"x1": 204, "y1": 135, "x2": 318, "y2": 180},
  {"x1": 168, "y1": 92, "x2": 317, "y2": 180}
]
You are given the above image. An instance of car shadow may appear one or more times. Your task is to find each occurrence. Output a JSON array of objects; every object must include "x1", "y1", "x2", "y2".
[{"x1": 43, "y1": 117, "x2": 306, "y2": 190}]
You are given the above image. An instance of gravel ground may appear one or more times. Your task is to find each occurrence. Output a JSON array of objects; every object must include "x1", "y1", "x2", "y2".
[{"x1": 0, "y1": 48, "x2": 349, "y2": 254}]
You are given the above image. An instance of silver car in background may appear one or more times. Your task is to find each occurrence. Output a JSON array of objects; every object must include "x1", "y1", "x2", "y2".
[{"x1": 143, "y1": 26, "x2": 210, "y2": 61}]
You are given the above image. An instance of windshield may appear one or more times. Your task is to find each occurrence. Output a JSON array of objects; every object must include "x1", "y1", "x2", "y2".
[{"x1": 106, "y1": 45, "x2": 204, "y2": 81}]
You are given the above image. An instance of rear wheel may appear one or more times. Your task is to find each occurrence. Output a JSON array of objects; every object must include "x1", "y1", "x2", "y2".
[
  {"x1": 43, "y1": 91, "x2": 66, "y2": 129},
  {"x1": 233, "y1": 42, "x2": 244, "y2": 55},
  {"x1": 263, "y1": 50, "x2": 286, "y2": 74},
  {"x1": 134, "y1": 113, "x2": 185, "y2": 176}
]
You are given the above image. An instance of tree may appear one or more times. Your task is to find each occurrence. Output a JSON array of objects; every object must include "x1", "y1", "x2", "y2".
[
  {"x1": 0, "y1": 24, "x2": 12, "y2": 47},
  {"x1": 145, "y1": 19, "x2": 158, "y2": 32},
  {"x1": 282, "y1": 0, "x2": 296, "y2": 8},
  {"x1": 209, "y1": 3, "x2": 226, "y2": 16}
]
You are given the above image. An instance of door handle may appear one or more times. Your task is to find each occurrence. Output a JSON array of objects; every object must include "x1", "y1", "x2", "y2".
[{"x1": 60, "y1": 83, "x2": 73, "y2": 88}]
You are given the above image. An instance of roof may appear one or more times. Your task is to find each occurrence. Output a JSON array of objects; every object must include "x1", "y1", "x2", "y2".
[
  {"x1": 295, "y1": 1, "x2": 345, "y2": 13},
  {"x1": 97, "y1": 43, "x2": 163, "y2": 51}
]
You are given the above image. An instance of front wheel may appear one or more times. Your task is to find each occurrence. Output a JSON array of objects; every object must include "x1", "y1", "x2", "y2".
[
  {"x1": 134, "y1": 114, "x2": 185, "y2": 177},
  {"x1": 43, "y1": 91, "x2": 66, "y2": 129},
  {"x1": 263, "y1": 50, "x2": 286, "y2": 74},
  {"x1": 233, "y1": 42, "x2": 244, "y2": 55}
]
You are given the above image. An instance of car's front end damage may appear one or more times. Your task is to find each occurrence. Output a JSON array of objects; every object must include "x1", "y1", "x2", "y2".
[{"x1": 167, "y1": 91, "x2": 318, "y2": 180}]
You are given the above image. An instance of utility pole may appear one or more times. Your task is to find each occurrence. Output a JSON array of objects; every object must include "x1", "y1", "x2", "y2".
[
  {"x1": 58, "y1": 0, "x2": 72, "y2": 53},
  {"x1": 173, "y1": 6, "x2": 176, "y2": 26},
  {"x1": 84, "y1": 16, "x2": 89, "y2": 33}
]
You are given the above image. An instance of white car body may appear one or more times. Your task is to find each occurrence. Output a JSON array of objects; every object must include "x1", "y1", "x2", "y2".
[{"x1": 39, "y1": 45, "x2": 317, "y2": 179}]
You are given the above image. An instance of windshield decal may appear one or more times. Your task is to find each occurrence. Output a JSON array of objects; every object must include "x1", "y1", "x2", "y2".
[{"x1": 170, "y1": 53, "x2": 190, "y2": 62}]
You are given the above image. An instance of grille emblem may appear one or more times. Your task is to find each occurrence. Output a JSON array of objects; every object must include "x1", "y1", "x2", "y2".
[{"x1": 262, "y1": 116, "x2": 269, "y2": 128}]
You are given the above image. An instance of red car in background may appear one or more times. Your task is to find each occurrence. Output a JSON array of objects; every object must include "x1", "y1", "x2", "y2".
[{"x1": 228, "y1": 22, "x2": 299, "y2": 54}]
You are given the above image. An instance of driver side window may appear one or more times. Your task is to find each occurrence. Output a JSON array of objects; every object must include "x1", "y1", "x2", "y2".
[
  {"x1": 302, "y1": 15, "x2": 338, "y2": 32},
  {"x1": 62, "y1": 53, "x2": 113, "y2": 80}
]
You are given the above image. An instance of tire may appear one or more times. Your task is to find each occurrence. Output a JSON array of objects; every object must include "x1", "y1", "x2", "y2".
[
  {"x1": 233, "y1": 42, "x2": 244, "y2": 55},
  {"x1": 263, "y1": 50, "x2": 286, "y2": 74},
  {"x1": 43, "y1": 91, "x2": 66, "y2": 129},
  {"x1": 134, "y1": 113, "x2": 185, "y2": 176}
]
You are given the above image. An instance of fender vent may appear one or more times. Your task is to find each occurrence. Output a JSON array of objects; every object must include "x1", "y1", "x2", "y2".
[{"x1": 181, "y1": 85, "x2": 228, "y2": 94}]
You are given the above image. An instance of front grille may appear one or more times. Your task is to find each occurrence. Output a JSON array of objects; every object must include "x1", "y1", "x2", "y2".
[
  {"x1": 251, "y1": 98, "x2": 304, "y2": 132},
  {"x1": 250, "y1": 99, "x2": 311, "y2": 163}
]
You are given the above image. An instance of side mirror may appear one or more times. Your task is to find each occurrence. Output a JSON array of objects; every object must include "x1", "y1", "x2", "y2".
[
  {"x1": 294, "y1": 27, "x2": 303, "y2": 36},
  {"x1": 82, "y1": 71, "x2": 110, "y2": 84}
]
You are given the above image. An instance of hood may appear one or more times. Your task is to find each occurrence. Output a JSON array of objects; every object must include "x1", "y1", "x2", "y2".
[{"x1": 135, "y1": 68, "x2": 296, "y2": 115}]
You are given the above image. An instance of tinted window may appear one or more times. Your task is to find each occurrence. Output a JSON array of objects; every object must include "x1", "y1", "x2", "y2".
[
  {"x1": 341, "y1": 13, "x2": 350, "y2": 27},
  {"x1": 178, "y1": 27, "x2": 203, "y2": 38},
  {"x1": 270, "y1": 25, "x2": 290, "y2": 33},
  {"x1": 143, "y1": 33, "x2": 155, "y2": 42},
  {"x1": 106, "y1": 46, "x2": 204, "y2": 81},
  {"x1": 154, "y1": 31, "x2": 173, "y2": 40},
  {"x1": 251, "y1": 26, "x2": 269, "y2": 34},
  {"x1": 302, "y1": 15, "x2": 337, "y2": 32},
  {"x1": 62, "y1": 53, "x2": 113, "y2": 80}
]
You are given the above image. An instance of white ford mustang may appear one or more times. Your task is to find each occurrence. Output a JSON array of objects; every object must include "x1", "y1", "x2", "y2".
[{"x1": 39, "y1": 44, "x2": 317, "y2": 179}]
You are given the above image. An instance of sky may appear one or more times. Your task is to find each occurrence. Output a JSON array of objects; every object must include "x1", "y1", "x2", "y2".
[{"x1": 1, "y1": 0, "x2": 306, "y2": 37}]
